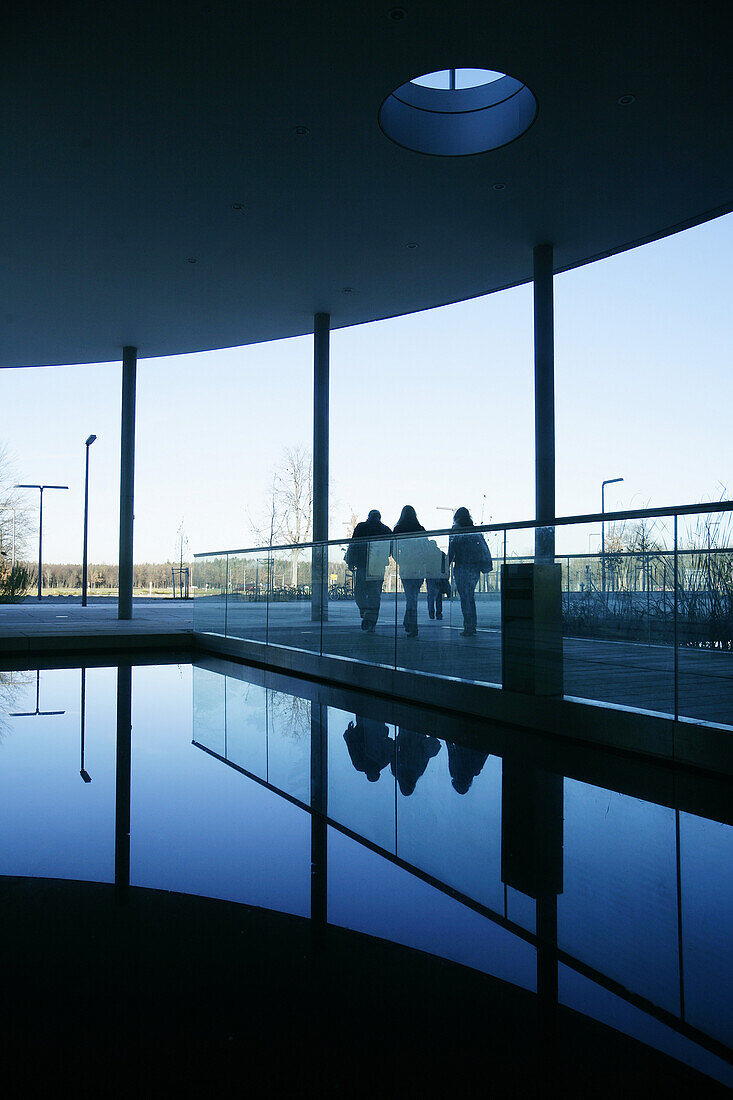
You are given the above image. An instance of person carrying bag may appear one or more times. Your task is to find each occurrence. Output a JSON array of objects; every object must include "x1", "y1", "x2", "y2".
[{"x1": 447, "y1": 506, "x2": 490, "y2": 636}]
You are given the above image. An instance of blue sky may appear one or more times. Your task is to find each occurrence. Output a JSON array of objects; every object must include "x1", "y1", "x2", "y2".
[{"x1": 2, "y1": 212, "x2": 731, "y2": 563}]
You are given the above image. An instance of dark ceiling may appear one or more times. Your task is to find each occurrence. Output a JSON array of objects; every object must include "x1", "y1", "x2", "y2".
[{"x1": 2, "y1": 0, "x2": 731, "y2": 366}]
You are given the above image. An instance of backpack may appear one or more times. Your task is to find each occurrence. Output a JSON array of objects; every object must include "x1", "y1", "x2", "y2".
[{"x1": 478, "y1": 537, "x2": 493, "y2": 573}]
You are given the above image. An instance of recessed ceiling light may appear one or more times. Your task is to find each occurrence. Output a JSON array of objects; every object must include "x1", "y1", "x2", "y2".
[
  {"x1": 389, "y1": 7, "x2": 406, "y2": 20},
  {"x1": 492, "y1": 182, "x2": 506, "y2": 190},
  {"x1": 342, "y1": 286, "x2": 354, "y2": 293},
  {"x1": 231, "y1": 202, "x2": 244, "y2": 211},
  {"x1": 186, "y1": 257, "x2": 197, "y2": 264},
  {"x1": 294, "y1": 125, "x2": 310, "y2": 136},
  {"x1": 406, "y1": 242, "x2": 419, "y2": 249},
  {"x1": 617, "y1": 94, "x2": 636, "y2": 105}
]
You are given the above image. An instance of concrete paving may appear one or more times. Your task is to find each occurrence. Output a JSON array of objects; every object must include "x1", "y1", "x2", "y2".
[{"x1": 0, "y1": 596, "x2": 194, "y2": 636}]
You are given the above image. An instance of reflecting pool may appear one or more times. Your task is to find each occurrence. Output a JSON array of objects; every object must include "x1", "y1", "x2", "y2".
[{"x1": 0, "y1": 661, "x2": 730, "y2": 1090}]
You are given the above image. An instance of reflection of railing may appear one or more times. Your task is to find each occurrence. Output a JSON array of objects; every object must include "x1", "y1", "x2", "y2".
[{"x1": 194, "y1": 500, "x2": 733, "y2": 728}]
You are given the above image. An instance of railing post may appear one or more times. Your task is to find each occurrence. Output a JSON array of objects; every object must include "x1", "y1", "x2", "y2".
[
  {"x1": 674, "y1": 513, "x2": 679, "y2": 723},
  {"x1": 224, "y1": 553, "x2": 229, "y2": 638}
]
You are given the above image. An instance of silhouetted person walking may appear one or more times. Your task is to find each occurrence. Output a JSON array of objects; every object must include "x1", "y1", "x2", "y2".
[
  {"x1": 448, "y1": 507, "x2": 492, "y2": 636},
  {"x1": 393, "y1": 505, "x2": 428, "y2": 637},
  {"x1": 345, "y1": 509, "x2": 392, "y2": 632}
]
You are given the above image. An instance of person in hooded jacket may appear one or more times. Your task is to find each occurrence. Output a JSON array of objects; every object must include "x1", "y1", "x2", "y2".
[
  {"x1": 345, "y1": 509, "x2": 392, "y2": 631},
  {"x1": 447, "y1": 506, "x2": 491, "y2": 636}
]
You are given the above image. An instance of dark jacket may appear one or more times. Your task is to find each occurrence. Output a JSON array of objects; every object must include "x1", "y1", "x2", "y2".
[{"x1": 345, "y1": 516, "x2": 392, "y2": 572}]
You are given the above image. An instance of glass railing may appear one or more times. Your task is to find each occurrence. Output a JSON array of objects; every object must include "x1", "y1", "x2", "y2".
[{"x1": 194, "y1": 502, "x2": 733, "y2": 730}]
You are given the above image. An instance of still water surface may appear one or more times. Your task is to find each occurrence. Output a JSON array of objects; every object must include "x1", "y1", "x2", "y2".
[{"x1": 0, "y1": 661, "x2": 730, "y2": 1086}]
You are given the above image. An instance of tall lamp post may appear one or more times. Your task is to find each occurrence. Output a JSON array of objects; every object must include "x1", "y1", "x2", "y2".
[
  {"x1": 15, "y1": 483, "x2": 69, "y2": 601},
  {"x1": 82, "y1": 435, "x2": 97, "y2": 606},
  {"x1": 601, "y1": 477, "x2": 623, "y2": 598}
]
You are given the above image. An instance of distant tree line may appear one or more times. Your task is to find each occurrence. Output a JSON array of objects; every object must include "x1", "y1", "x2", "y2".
[{"x1": 14, "y1": 561, "x2": 191, "y2": 590}]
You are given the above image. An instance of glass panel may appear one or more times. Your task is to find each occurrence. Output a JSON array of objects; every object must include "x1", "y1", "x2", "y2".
[
  {"x1": 454, "y1": 67, "x2": 505, "y2": 89},
  {"x1": 676, "y1": 509, "x2": 733, "y2": 727},
  {"x1": 394, "y1": 527, "x2": 501, "y2": 684},
  {"x1": 393, "y1": 529, "x2": 501, "y2": 683},
  {"x1": 559, "y1": 779, "x2": 681, "y2": 1015},
  {"x1": 410, "y1": 69, "x2": 451, "y2": 89},
  {"x1": 321, "y1": 535, "x2": 397, "y2": 669},
  {"x1": 396, "y1": 741, "x2": 504, "y2": 911},
  {"x1": 266, "y1": 688, "x2": 311, "y2": 804},
  {"x1": 327, "y1": 706, "x2": 396, "y2": 853},
  {"x1": 225, "y1": 551, "x2": 269, "y2": 642},
  {"x1": 266, "y1": 544, "x2": 322, "y2": 654},
  {"x1": 223, "y1": 675, "x2": 268, "y2": 779},
  {"x1": 679, "y1": 810, "x2": 733, "y2": 1048},
  {"x1": 328, "y1": 827, "x2": 537, "y2": 990},
  {"x1": 534, "y1": 516, "x2": 675, "y2": 714},
  {"x1": 192, "y1": 665, "x2": 226, "y2": 756},
  {"x1": 193, "y1": 554, "x2": 227, "y2": 635}
]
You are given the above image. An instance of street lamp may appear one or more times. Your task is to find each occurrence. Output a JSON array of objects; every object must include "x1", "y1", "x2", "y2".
[
  {"x1": 15, "y1": 483, "x2": 69, "y2": 600},
  {"x1": 601, "y1": 477, "x2": 623, "y2": 597},
  {"x1": 82, "y1": 435, "x2": 97, "y2": 606}
]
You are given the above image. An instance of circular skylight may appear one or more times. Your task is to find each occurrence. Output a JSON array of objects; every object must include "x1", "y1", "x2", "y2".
[{"x1": 379, "y1": 68, "x2": 537, "y2": 156}]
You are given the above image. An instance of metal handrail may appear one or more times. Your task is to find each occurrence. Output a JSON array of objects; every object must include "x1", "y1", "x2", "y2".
[{"x1": 195, "y1": 500, "x2": 733, "y2": 559}]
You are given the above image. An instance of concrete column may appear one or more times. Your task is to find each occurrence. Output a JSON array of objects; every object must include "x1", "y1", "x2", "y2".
[
  {"x1": 312, "y1": 313, "x2": 329, "y2": 622},
  {"x1": 533, "y1": 244, "x2": 555, "y2": 562},
  {"x1": 118, "y1": 346, "x2": 137, "y2": 620}
]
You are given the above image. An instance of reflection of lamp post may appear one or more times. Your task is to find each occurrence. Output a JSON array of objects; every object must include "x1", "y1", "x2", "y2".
[
  {"x1": 10, "y1": 669, "x2": 65, "y2": 717},
  {"x1": 15, "y1": 483, "x2": 69, "y2": 601},
  {"x1": 82, "y1": 435, "x2": 97, "y2": 607},
  {"x1": 80, "y1": 667, "x2": 92, "y2": 782},
  {"x1": 601, "y1": 478, "x2": 623, "y2": 598}
]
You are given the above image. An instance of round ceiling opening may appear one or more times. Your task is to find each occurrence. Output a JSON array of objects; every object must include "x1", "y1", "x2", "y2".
[{"x1": 379, "y1": 67, "x2": 537, "y2": 156}]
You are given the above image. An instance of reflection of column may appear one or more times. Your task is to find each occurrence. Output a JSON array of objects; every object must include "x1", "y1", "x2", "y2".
[
  {"x1": 310, "y1": 702, "x2": 328, "y2": 951},
  {"x1": 501, "y1": 763, "x2": 563, "y2": 1037},
  {"x1": 115, "y1": 664, "x2": 132, "y2": 904}
]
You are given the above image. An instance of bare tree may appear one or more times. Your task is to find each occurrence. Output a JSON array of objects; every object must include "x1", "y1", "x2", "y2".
[
  {"x1": 268, "y1": 690, "x2": 310, "y2": 740},
  {"x1": 0, "y1": 444, "x2": 34, "y2": 601},
  {"x1": 250, "y1": 446, "x2": 313, "y2": 586}
]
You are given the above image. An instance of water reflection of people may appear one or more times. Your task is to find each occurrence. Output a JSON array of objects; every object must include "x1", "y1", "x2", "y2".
[
  {"x1": 345, "y1": 510, "x2": 392, "y2": 632},
  {"x1": 391, "y1": 729, "x2": 441, "y2": 796},
  {"x1": 343, "y1": 717, "x2": 395, "y2": 782},
  {"x1": 447, "y1": 742, "x2": 489, "y2": 794},
  {"x1": 393, "y1": 506, "x2": 428, "y2": 638}
]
